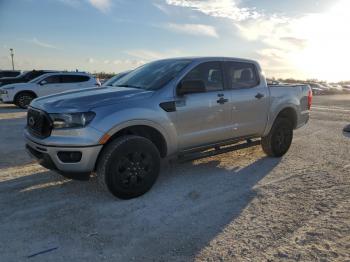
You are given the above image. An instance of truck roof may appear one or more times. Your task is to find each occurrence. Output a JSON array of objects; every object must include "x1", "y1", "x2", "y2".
[{"x1": 156, "y1": 56, "x2": 258, "y2": 64}]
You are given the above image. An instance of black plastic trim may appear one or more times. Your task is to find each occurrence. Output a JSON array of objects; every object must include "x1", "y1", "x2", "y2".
[
  {"x1": 160, "y1": 101, "x2": 176, "y2": 112},
  {"x1": 25, "y1": 136, "x2": 100, "y2": 148}
]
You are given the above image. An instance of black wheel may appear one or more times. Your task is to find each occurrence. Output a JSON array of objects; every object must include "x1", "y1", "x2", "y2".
[
  {"x1": 261, "y1": 118, "x2": 293, "y2": 157},
  {"x1": 96, "y1": 135, "x2": 160, "y2": 199},
  {"x1": 15, "y1": 92, "x2": 35, "y2": 109}
]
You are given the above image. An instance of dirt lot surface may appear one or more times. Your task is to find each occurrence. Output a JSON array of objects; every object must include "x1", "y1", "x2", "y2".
[{"x1": 0, "y1": 95, "x2": 349, "y2": 262}]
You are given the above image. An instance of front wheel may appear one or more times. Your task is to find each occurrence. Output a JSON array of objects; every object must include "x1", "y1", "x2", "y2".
[
  {"x1": 15, "y1": 92, "x2": 35, "y2": 109},
  {"x1": 261, "y1": 118, "x2": 293, "y2": 157},
  {"x1": 96, "y1": 135, "x2": 160, "y2": 199}
]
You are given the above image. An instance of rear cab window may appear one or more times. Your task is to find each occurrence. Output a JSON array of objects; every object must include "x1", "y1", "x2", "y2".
[{"x1": 224, "y1": 61, "x2": 259, "y2": 89}]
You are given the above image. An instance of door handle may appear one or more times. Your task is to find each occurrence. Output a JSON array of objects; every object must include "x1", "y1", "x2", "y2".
[
  {"x1": 217, "y1": 97, "x2": 228, "y2": 104},
  {"x1": 255, "y1": 93, "x2": 264, "y2": 99}
]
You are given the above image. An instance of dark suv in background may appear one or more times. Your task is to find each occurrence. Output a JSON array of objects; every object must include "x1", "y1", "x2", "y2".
[
  {"x1": 0, "y1": 70, "x2": 59, "y2": 87},
  {"x1": 0, "y1": 70, "x2": 22, "y2": 78}
]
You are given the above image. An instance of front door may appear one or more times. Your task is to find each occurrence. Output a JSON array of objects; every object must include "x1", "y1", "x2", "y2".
[
  {"x1": 37, "y1": 75, "x2": 65, "y2": 97},
  {"x1": 175, "y1": 61, "x2": 232, "y2": 150}
]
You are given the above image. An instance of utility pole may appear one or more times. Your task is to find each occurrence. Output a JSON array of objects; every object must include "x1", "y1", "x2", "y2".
[{"x1": 10, "y1": 48, "x2": 14, "y2": 70}]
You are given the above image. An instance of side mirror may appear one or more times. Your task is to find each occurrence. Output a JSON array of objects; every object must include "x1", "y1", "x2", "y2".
[
  {"x1": 177, "y1": 80, "x2": 206, "y2": 96},
  {"x1": 39, "y1": 80, "x2": 47, "y2": 85}
]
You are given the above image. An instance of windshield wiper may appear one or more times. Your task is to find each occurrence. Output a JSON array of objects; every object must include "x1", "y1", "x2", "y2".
[{"x1": 114, "y1": 84, "x2": 143, "y2": 89}]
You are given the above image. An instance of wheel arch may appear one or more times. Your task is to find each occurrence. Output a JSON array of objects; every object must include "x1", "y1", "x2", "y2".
[
  {"x1": 14, "y1": 90, "x2": 38, "y2": 102},
  {"x1": 275, "y1": 107, "x2": 297, "y2": 128},
  {"x1": 98, "y1": 122, "x2": 169, "y2": 160},
  {"x1": 264, "y1": 106, "x2": 298, "y2": 136}
]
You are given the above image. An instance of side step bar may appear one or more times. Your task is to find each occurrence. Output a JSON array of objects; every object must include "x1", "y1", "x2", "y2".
[{"x1": 178, "y1": 139, "x2": 261, "y2": 162}]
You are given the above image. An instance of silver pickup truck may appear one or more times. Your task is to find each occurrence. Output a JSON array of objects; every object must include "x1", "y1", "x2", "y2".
[{"x1": 24, "y1": 57, "x2": 312, "y2": 199}]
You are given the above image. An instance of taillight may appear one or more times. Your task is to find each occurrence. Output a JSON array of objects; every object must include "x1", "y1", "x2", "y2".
[{"x1": 308, "y1": 89, "x2": 312, "y2": 110}]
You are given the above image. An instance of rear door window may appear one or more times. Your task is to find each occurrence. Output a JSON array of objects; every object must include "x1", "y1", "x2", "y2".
[
  {"x1": 60, "y1": 75, "x2": 90, "y2": 83},
  {"x1": 224, "y1": 62, "x2": 259, "y2": 89}
]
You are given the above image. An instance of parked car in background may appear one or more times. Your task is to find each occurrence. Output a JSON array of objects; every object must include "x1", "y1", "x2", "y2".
[
  {"x1": 102, "y1": 70, "x2": 132, "y2": 87},
  {"x1": 0, "y1": 72, "x2": 99, "y2": 108},
  {"x1": 331, "y1": 84, "x2": 343, "y2": 91},
  {"x1": 308, "y1": 83, "x2": 330, "y2": 95},
  {"x1": 266, "y1": 79, "x2": 283, "y2": 85},
  {"x1": 343, "y1": 85, "x2": 350, "y2": 92},
  {"x1": 322, "y1": 84, "x2": 343, "y2": 94},
  {"x1": 0, "y1": 70, "x2": 22, "y2": 78},
  {"x1": 24, "y1": 57, "x2": 311, "y2": 199},
  {"x1": 0, "y1": 70, "x2": 59, "y2": 87}
]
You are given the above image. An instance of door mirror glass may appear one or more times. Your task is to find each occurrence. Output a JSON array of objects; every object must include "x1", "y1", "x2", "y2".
[
  {"x1": 39, "y1": 80, "x2": 47, "y2": 85},
  {"x1": 177, "y1": 80, "x2": 206, "y2": 95}
]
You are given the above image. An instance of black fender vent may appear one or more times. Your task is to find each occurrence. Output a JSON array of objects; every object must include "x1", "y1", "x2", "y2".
[{"x1": 159, "y1": 101, "x2": 176, "y2": 112}]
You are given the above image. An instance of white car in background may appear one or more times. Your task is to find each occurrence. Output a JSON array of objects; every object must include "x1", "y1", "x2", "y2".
[
  {"x1": 0, "y1": 72, "x2": 99, "y2": 108},
  {"x1": 102, "y1": 70, "x2": 131, "y2": 87}
]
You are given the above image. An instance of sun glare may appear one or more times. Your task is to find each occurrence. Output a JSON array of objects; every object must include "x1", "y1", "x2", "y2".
[{"x1": 291, "y1": 0, "x2": 350, "y2": 81}]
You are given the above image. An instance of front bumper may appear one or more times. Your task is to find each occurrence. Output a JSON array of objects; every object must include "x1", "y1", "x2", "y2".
[{"x1": 25, "y1": 136, "x2": 103, "y2": 173}]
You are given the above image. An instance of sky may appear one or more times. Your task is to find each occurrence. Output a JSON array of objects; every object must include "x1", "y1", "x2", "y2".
[{"x1": 0, "y1": 0, "x2": 349, "y2": 81}]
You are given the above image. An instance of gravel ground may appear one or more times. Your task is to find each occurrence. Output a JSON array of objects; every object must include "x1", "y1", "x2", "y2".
[{"x1": 0, "y1": 95, "x2": 349, "y2": 262}]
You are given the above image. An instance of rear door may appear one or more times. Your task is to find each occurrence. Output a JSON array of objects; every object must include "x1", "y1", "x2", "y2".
[
  {"x1": 223, "y1": 61, "x2": 269, "y2": 137},
  {"x1": 60, "y1": 75, "x2": 92, "y2": 91},
  {"x1": 175, "y1": 61, "x2": 233, "y2": 150}
]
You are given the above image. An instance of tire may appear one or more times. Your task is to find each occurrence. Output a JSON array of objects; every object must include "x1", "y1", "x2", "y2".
[
  {"x1": 96, "y1": 135, "x2": 160, "y2": 199},
  {"x1": 261, "y1": 118, "x2": 293, "y2": 157},
  {"x1": 15, "y1": 92, "x2": 35, "y2": 109}
]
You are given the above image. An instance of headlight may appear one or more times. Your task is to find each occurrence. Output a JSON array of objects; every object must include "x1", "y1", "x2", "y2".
[
  {"x1": 49, "y1": 112, "x2": 96, "y2": 129},
  {"x1": 0, "y1": 86, "x2": 14, "y2": 94}
]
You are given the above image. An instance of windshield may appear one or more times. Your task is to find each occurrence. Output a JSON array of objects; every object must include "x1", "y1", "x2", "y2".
[
  {"x1": 112, "y1": 59, "x2": 192, "y2": 90},
  {"x1": 29, "y1": 74, "x2": 48, "y2": 83}
]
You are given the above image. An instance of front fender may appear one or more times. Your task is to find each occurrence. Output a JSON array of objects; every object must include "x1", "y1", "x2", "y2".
[{"x1": 92, "y1": 107, "x2": 178, "y2": 156}]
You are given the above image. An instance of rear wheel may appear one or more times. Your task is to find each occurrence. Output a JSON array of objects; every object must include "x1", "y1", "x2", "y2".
[
  {"x1": 97, "y1": 135, "x2": 160, "y2": 199},
  {"x1": 15, "y1": 92, "x2": 35, "y2": 109},
  {"x1": 261, "y1": 118, "x2": 293, "y2": 157}
]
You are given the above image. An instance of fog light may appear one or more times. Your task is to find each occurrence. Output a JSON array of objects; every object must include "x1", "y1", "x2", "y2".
[{"x1": 57, "y1": 151, "x2": 82, "y2": 163}]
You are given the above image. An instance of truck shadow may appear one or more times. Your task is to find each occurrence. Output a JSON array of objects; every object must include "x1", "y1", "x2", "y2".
[
  {"x1": 0, "y1": 118, "x2": 30, "y2": 169},
  {"x1": 0, "y1": 151, "x2": 280, "y2": 261}
]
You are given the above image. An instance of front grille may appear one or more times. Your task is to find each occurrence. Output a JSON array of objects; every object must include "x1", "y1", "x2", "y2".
[{"x1": 27, "y1": 108, "x2": 52, "y2": 138}]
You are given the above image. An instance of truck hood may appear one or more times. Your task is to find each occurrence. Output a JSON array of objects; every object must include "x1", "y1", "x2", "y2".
[{"x1": 31, "y1": 86, "x2": 154, "y2": 113}]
